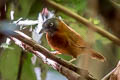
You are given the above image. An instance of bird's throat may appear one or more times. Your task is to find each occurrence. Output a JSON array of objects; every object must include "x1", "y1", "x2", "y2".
[{"x1": 47, "y1": 31, "x2": 55, "y2": 37}]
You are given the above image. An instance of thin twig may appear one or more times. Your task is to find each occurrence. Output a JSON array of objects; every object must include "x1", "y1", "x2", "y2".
[
  {"x1": 17, "y1": 50, "x2": 25, "y2": 80},
  {"x1": 45, "y1": 0, "x2": 120, "y2": 46},
  {"x1": 101, "y1": 68, "x2": 116, "y2": 80},
  {"x1": 102, "y1": 61, "x2": 120, "y2": 80}
]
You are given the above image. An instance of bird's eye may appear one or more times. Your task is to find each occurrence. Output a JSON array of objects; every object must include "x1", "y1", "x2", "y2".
[{"x1": 49, "y1": 22, "x2": 54, "y2": 27}]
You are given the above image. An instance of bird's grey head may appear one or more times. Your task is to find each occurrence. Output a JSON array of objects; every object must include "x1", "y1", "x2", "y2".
[{"x1": 39, "y1": 18, "x2": 59, "y2": 34}]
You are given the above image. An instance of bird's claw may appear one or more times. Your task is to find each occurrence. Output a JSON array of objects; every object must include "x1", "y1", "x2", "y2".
[{"x1": 68, "y1": 58, "x2": 76, "y2": 63}]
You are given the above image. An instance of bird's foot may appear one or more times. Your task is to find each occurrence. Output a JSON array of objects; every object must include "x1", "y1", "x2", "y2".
[
  {"x1": 50, "y1": 51, "x2": 61, "y2": 55},
  {"x1": 69, "y1": 58, "x2": 76, "y2": 63}
]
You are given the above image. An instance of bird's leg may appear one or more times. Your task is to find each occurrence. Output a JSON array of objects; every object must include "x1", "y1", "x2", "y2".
[
  {"x1": 50, "y1": 51, "x2": 62, "y2": 55},
  {"x1": 69, "y1": 58, "x2": 76, "y2": 63}
]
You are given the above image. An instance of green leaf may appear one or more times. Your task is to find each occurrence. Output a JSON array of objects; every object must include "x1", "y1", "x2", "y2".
[
  {"x1": 15, "y1": 0, "x2": 36, "y2": 19},
  {"x1": 93, "y1": 19, "x2": 100, "y2": 25},
  {"x1": 20, "y1": 52, "x2": 36, "y2": 80},
  {"x1": 0, "y1": 43, "x2": 14, "y2": 50},
  {"x1": 0, "y1": 43, "x2": 21, "y2": 80}
]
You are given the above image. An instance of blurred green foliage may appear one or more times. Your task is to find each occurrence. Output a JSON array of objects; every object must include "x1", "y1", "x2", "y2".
[
  {"x1": 20, "y1": 52, "x2": 36, "y2": 80},
  {"x1": 0, "y1": 43, "x2": 21, "y2": 80},
  {"x1": 0, "y1": 0, "x2": 120, "y2": 80}
]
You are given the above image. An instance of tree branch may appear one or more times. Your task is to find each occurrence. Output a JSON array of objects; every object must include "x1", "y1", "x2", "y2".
[
  {"x1": 102, "y1": 61, "x2": 120, "y2": 80},
  {"x1": 101, "y1": 68, "x2": 116, "y2": 80},
  {"x1": 18, "y1": 40, "x2": 83, "y2": 80},
  {"x1": 9, "y1": 31, "x2": 96, "y2": 80},
  {"x1": 45, "y1": 0, "x2": 120, "y2": 46},
  {"x1": 25, "y1": 48, "x2": 86, "y2": 80}
]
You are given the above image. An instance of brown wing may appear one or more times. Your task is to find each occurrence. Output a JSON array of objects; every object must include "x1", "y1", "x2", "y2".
[
  {"x1": 65, "y1": 25, "x2": 87, "y2": 48},
  {"x1": 58, "y1": 19, "x2": 87, "y2": 48}
]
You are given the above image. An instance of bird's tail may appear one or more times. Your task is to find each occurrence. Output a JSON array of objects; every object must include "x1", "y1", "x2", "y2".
[{"x1": 85, "y1": 49, "x2": 105, "y2": 62}]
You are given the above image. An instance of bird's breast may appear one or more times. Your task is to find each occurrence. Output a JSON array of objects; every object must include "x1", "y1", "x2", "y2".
[{"x1": 46, "y1": 33, "x2": 69, "y2": 53}]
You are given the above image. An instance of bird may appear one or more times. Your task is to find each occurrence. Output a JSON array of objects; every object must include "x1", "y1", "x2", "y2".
[{"x1": 39, "y1": 18, "x2": 105, "y2": 62}]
